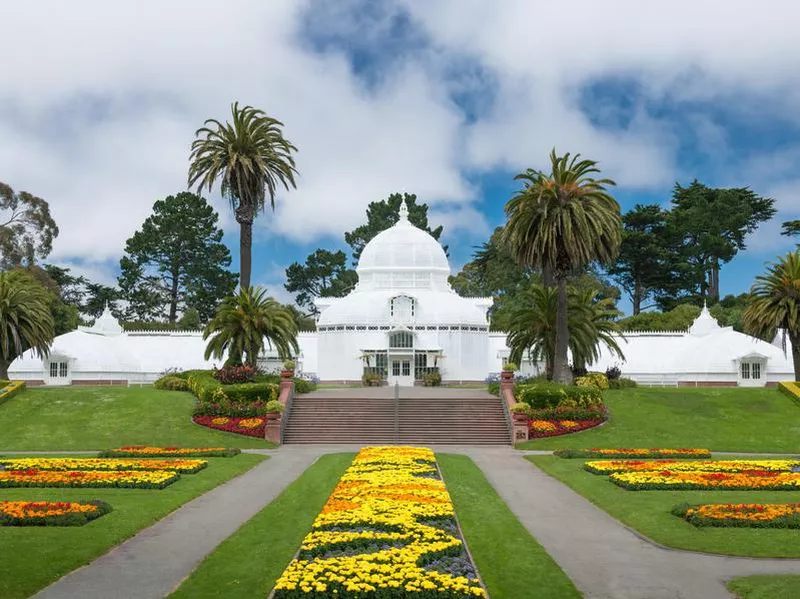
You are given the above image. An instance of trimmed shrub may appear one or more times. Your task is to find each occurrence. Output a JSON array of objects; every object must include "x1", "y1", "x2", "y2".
[
  {"x1": 487, "y1": 381, "x2": 500, "y2": 396},
  {"x1": 212, "y1": 364, "x2": 257, "y2": 385},
  {"x1": 222, "y1": 382, "x2": 279, "y2": 403},
  {"x1": 511, "y1": 402, "x2": 531, "y2": 416},
  {"x1": 502, "y1": 362, "x2": 518, "y2": 372},
  {"x1": 265, "y1": 399, "x2": 284, "y2": 414},
  {"x1": 608, "y1": 377, "x2": 638, "y2": 389},
  {"x1": 0, "y1": 380, "x2": 26, "y2": 405},
  {"x1": 517, "y1": 382, "x2": 568, "y2": 409},
  {"x1": 576, "y1": 372, "x2": 609, "y2": 390},
  {"x1": 293, "y1": 377, "x2": 317, "y2": 394},
  {"x1": 154, "y1": 375, "x2": 189, "y2": 391},
  {"x1": 423, "y1": 371, "x2": 442, "y2": 387}
]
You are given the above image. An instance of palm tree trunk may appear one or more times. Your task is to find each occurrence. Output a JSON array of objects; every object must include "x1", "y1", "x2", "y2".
[
  {"x1": 236, "y1": 205, "x2": 254, "y2": 290},
  {"x1": 0, "y1": 360, "x2": 9, "y2": 380},
  {"x1": 553, "y1": 276, "x2": 572, "y2": 384},
  {"x1": 542, "y1": 264, "x2": 555, "y2": 287},
  {"x1": 792, "y1": 336, "x2": 800, "y2": 381}
]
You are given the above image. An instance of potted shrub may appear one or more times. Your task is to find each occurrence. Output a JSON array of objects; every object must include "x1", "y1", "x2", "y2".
[
  {"x1": 281, "y1": 359, "x2": 296, "y2": 378},
  {"x1": 264, "y1": 400, "x2": 284, "y2": 420},
  {"x1": 511, "y1": 402, "x2": 531, "y2": 422},
  {"x1": 501, "y1": 362, "x2": 517, "y2": 381}
]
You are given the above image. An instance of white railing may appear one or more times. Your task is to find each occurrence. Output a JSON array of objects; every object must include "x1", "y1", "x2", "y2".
[{"x1": 631, "y1": 373, "x2": 680, "y2": 387}]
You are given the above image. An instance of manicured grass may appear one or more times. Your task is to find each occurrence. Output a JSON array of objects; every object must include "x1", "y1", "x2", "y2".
[
  {"x1": 518, "y1": 387, "x2": 800, "y2": 452},
  {"x1": 0, "y1": 386, "x2": 274, "y2": 450},
  {"x1": 529, "y1": 455, "x2": 800, "y2": 557},
  {"x1": 727, "y1": 575, "x2": 800, "y2": 598},
  {"x1": 0, "y1": 453, "x2": 265, "y2": 599},
  {"x1": 169, "y1": 453, "x2": 355, "y2": 599},
  {"x1": 438, "y1": 454, "x2": 580, "y2": 599}
]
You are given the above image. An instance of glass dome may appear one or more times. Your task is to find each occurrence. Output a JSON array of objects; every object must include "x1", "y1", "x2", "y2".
[{"x1": 355, "y1": 200, "x2": 451, "y2": 292}]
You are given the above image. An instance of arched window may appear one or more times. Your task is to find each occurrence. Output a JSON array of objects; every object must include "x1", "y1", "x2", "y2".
[
  {"x1": 390, "y1": 295, "x2": 415, "y2": 320},
  {"x1": 389, "y1": 331, "x2": 414, "y2": 349}
]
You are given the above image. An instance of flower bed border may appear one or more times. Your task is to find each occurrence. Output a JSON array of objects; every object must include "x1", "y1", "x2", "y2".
[
  {"x1": 609, "y1": 470, "x2": 800, "y2": 491},
  {"x1": 100, "y1": 446, "x2": 240, "y2": 458},
  {"x1": 584, "y1": 459, "x2": 800, "y2": 475},
  {"x1": 673, "y1": 502, "x2": 800, "y2": 528},
  {"x1": 192, "y1": 415, "x2": 266, "y2": 438},
  {"x1": 554, "y1": 448, "x2": 711, "y2": 459},
  {"x1": 529, "y1": 419, "x2": 604, "y2": 438},
  {"x1": 0, "y1": 499, "x2": 112, "y2": 526},
  {"x1": 0, "y1": 469, "x2": 180, "y2": 489},
  {"x1": 0, "y1": 457, "x2": 208, "y2": 474}
]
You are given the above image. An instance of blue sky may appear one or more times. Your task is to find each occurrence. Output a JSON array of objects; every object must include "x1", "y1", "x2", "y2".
[{"x1": 1, "y1": 0, "x2": 799, "y2": 315}]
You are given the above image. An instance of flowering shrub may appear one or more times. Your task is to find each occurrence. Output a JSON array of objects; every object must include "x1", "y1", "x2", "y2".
[
  {"x1": 585, "y1": 459, "x2": 800, "y2": 475},
  {"x1": 553, "y1": 448, "x2": 711, "y2": 459},
  {"x1": 193, "y1": 416, "x2": 266, "y2": 438},
  {"x1": 0, "y1": 457, "x2": 208, "y2": 474},
  {"x1": 0, "y1": 469, "x2": 180, "y2": 489},
  {"x1": 100, "y1": 446, "x2": 240, "y2": 458},
  {"x1": 529, "y1": 419, "x2": 603, "y2": 438},
  {"x1": 212, "y1": 364, "x2": 257, "y2": 384},
  {"x1": 0, "y1": 500, "x2": 112, "y2": 526},
  {"x1": 272, "y1": 446, "x2": 487, "y2": 598},
  {"x1": 609, "y1": 470, "x2": 800, "y2": 491},
  {"x1": 575, "y1": 372, "x2": 609, "y2": 391},
  {"x1": 674, "y1": 503, "x2": 800, "y2": 528}
]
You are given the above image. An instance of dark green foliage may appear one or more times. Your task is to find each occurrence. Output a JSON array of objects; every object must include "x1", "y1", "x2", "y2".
[
  {"x1": 487, "y1": 381, "x2": 500, "y2": 396},
  {"x1": 608, "y1": 377, "x2": 638, "y2": 389},
  {"x1": 284, "y1": 249, "x2": 358, "y2": 315},
  {"x1": 100, "y1": 448, "x2": 241, "y2": 457},
  {"x1": 515, "y1": 381, "x2": 603, "y2": 409},
  {"x1": 82, "y1": 283, "x2": 123, "y2": 319},
  {"x1": 176, "y1": 370, "x2": 279, "y2": 417},
  {"x1": 153, "y1": 375, "x2": 189, "y2": 391},
  {"x1": 118, "y1": 192, "x2": 237, "y2": 323},
  {"x1": 422, "y1": 370, "x2": 442, "y2": 386},
  {"x1": 178, "y1": 307, "x2": 202, "y2": 329},
  {"x1": 293, "y1": 377, "x2": 317, "y2": 394},
  {"x1": 0, "y1": 181, "x2": 59, "y2": 269},
  {"x1": 782, "y1": 220, "x2": 800, "y2": 244}
]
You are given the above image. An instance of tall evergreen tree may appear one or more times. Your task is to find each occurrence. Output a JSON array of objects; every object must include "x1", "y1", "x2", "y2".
[
  {"x1": 117, "y1": 192, "x2": 237, "y2": 323},
  {"x1": 0, "y1": 181, "x2": 59, "y2": 269},
  {"x1": 285, "y1": 249, "x2": 358, "y2": 315}
]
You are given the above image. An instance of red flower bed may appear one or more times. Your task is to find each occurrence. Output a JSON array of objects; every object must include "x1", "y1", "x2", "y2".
[
  {"x1": 529, "y1": 418, "x2": 604, "y2": 438},
  {"x1": 193, "y1": 415, "x2": 266, "y2": 438}
]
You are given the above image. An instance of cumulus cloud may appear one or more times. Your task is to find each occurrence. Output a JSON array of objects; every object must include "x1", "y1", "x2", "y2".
[{"x1": 2, "y1": 0, "x2": 800, "y2": 277}]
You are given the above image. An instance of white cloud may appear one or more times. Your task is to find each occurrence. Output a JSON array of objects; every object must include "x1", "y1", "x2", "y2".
[{"x1": 2, "y1": 0, "x2": 800, "y2": 275}]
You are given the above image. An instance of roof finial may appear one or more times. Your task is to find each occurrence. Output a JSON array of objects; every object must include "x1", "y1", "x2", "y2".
[{"x1": 398, "y1": 198, "x2": 409, "y2": 221}]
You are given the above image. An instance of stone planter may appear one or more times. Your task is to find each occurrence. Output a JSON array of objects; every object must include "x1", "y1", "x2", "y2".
[
  {"x1": 280, "y1": 369, "x2": 294, "y2": 379},
  {"x1": 500, "y1": 370, "x2": 514, "y2": 381},
  {"x1": 265, "y1": 412, "x2": 281, "y2": 421}
]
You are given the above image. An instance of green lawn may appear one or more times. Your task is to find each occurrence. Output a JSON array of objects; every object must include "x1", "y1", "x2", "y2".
[
  {"x1": 0, "y1": 386, "x2": 274, "y2": 450},
  {"x1": 438, "y1": 454, "x2": 581, "y2": 599},
  {"x1": 170, "y1": 453, "x2": 355, "y2": 599},
  {"x1": 0, "y1": 453, "x2": 265, "y2": 599},
  {"x1": 518, "y1": 387, "x2": 800, "y2": 452},
  {"x1": 172, "y1": 453, "x2": 579, "y2": 599},
  {"x1": 727, "y1": 575, "x2": 800, "y2": 598},
  {"x1": 529, "y1": 455, "x2": 800, "y2": 557}
]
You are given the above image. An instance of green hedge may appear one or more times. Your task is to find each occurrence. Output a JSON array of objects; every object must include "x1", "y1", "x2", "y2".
[
  {"x1": 516, "y1": 381, "x2": 602, "y2": 409},
  {"x1": 0, "y1": 380, "x2": 26, "y2": 405}
]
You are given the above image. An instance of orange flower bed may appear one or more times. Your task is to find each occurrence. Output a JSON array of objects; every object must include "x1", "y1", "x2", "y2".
[
  {"x1": 610, "y1": 470, "x2": 800, "y2": 491},
  {"x1": 675, "y1": 503, "x2": 800, "y2": 528},
  {"x1": 529, "y1": 419, "x2": 603, "y2": 438},
  {"x1": 0, "y1": 457, "x2": 208, "y2": 474},
  {"x1": 0, "y1": 500, "x2": 112, "y2": 526},
  {"x1": 585, "y1": 459, "x2": 800, "y2": 475},
  {"x1": 100, "y1": 446, "x2": 240, "y2": 458},
  {"x1": 0, "y1": 469, "x2": 179, "y2": 489}
]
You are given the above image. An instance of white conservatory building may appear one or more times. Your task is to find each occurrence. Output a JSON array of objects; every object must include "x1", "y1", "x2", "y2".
[{"x1": 7, "y1": 199, "x2": 797, "y2": 388}]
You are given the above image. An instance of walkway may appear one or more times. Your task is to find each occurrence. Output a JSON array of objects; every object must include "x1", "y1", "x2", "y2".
[
  {"x1": 466, "y1": 447, "x2": 800, "y2": 599},
  {"x1": 26, "y1": 445, "x2": 800, "y2": 599}
]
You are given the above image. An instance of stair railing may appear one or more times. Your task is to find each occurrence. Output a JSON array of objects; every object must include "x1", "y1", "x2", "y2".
[{"x1": 393, "y1": 381, "x2": 400, "y2": 444}]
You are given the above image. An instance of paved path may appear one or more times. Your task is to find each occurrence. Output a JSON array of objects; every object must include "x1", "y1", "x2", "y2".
[
  {"x1": 20, "y1": 445, "x2": 800, "y2": 599},
  {"x1": 32, "y1": 447, "x2": 330, "y2": 599},
  {"x1": 466, "y1": 447, "x2": 800, "y2": 599}
]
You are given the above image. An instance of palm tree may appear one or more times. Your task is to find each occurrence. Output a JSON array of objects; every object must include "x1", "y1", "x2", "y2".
[
  {"x1": 503, "y1": 149, "x2": 622, "y2": 383},
  {"x1": 204, "y1": 286, "x2": 299, "y2": 368},
  {"x1": 0, "y1": 270, "x2": 55, "y2": 379},
  {"x1": 742, "y1": 251, "x2": 800, "y2": 379},
  {"x1": 188, "y1": 102, "x2": 298, "y2": 289},
  {"x1": 507, "y1": 284, "x2": 624, "y2": 379}
]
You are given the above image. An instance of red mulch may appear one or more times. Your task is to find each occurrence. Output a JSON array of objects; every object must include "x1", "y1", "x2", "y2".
[{"x1": 192, "y1": 416, "x2": 266, "y2": 438}]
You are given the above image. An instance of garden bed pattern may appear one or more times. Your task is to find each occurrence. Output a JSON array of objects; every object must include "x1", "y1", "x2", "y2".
[
  {"x1": 529, "y1": 419, "x2": 603, "y2": 438},
  {"x1": 674, "y1": 503, "x2": 800, "y2": 528},
  {"x1": 585, "y1": 459, "x2": 800, "y2": 475},
  {"x1": 610, "y1": 470, "x2": 800, "y2": 491},
  {"x1": 101, "y1": 446, "x2": 240, "y2": 457},
  {"x1": 554, "y1": 448, "x2": 711, "y2": 459},
  {"x1": 0, "y1": 457, "x2": 208, "y2": 474},
  {"x1": 272, "y1": 446, "x2": 487, "y2": 598},
  {"x1": 0, "y1": 469, "x2": 180, "y2": 489},
  {"x1": 192, "y1": 415, "x2": 266, "y2": 438},
  {"x1": 0, "y1": 500, "x2": 112, "y2": 526}
]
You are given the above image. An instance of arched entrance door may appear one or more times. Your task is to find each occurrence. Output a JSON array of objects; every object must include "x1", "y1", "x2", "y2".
[{"x1": 388, "y1": 330, "x2": 414, "y2": 386}]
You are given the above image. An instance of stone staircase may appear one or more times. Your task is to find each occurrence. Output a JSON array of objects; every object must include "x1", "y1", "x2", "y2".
[{"x1": 282, "y1": 388, "x2": 511, "y2": 445}]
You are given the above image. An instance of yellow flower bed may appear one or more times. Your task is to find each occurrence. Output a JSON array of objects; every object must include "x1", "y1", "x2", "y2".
[
  {"x1": 610, "y1": 470, "x2": 800, "y2": 491},
  {"x1": 0, "y1": 469, "x2": 179, "y2": 489},
  {"x1": 0, "y1": 500, "x2": 112, "y2": 526},
  {"x1": 585, "y1": 459, "x2": 800, "y2": 475},
  {"x1": 272, "y1": 446, "x2": 486, "y2": 598},
  {"x1": 675, "y1": 503, "x2": 800, "y2": 528},
  {"x1": 531, "y1": 420, "x2": 557, "y2": 433},
  {"x1": 238, "y1": 418, "x2": 264, "y2": 429},
  {"x1": 0, "y1": 457, "x2": 208, "y2": 474}
]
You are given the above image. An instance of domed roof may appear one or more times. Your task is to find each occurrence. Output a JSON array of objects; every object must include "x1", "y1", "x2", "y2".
[{"x1": 356, "y1": 200, "x2": 451, "y2": 292}]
